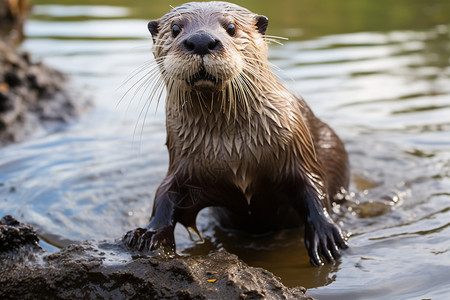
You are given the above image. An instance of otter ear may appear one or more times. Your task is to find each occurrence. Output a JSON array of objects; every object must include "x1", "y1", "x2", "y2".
[
  {"x1": 255, "y1": 15, "x2": 269, "y2": 35},
  {"x1": 148, "y1": 20, "x2": 159, "y2": 37}
]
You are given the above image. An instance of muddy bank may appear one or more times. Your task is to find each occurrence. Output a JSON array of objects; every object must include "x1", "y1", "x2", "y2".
[
  {"x1": 1, "y1": 0, "x2": 89, "y2": 147},
  {"x1": 0, "y1": 215, "x2": 312, "y2": 299},
  {"x1": 0, "y1": 40, "x2": 90, "y2": 147}
]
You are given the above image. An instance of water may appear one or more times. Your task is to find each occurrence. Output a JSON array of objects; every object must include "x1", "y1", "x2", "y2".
[{"x1": 1, "y1": 1, "x2": 449, "y2": 299}]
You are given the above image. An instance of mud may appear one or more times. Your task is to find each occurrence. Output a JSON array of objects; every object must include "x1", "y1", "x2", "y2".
[
  {"x1": 0, "y1": 215, "x2": 311, "y2": 300},
  {"x1": 1, "y1": 0, "x2": 88, "y2": 145},
  {"x1": 0, "y1": 40, "x2": 90, "y2": 147}
]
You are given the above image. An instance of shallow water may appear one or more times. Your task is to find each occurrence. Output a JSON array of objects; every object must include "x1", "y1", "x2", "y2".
[{"x1": 1, "y1": 1, "x2": 450, "y2": 299}]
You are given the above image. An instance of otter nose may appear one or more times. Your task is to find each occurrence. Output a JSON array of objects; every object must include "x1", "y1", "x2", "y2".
[{"x1": 183, "y1": 32, "x2": 221, "y2": 55}]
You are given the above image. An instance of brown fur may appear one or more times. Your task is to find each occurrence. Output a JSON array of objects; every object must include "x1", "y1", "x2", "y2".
[{"x1": 124, "y1": 1, "x2": 349, "y2": 266}]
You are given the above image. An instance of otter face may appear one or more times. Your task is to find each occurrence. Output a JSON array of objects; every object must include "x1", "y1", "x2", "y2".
[{"x1": 148, "y1": 2, "x2": 269, "y2": 92}]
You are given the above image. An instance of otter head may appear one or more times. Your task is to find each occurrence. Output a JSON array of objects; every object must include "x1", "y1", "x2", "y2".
[{"x1": 147, "y1": 2, "x2": 269, "y2": 93}]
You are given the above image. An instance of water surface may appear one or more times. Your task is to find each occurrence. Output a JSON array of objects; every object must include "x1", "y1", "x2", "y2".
[{"x1": 1, "y1": 1, "x2": 449, "y2": 299}]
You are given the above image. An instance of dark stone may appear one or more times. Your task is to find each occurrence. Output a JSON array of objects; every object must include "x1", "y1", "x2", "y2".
[
  {"x1": 0, "y1": 215, "x2": 313, "y2": 300},
  {"x1": 0, "y1": 214, "x2": 41, "y2": 252}
]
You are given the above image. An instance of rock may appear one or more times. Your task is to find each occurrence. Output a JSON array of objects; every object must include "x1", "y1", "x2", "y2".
[
  {"x1": 0, "y1": 214, "x2": 41, "y2": 251},
  {"x1": 0, "y1": 40, "x2": 90, "y2": 147},
  {"x1": 0, "y1": 215, "x2": 312, "y2": 300}
]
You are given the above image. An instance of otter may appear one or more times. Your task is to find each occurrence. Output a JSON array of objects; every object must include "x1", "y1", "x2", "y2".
[{"x1": 123, "y1": 1, "x2": 349, "y2": 266}]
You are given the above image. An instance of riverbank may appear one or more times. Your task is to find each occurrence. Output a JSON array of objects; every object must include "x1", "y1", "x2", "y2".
[
  {"x1": 0, "y1": 40, "x2": 90, "y2": 146},
  {"x1": 0, "y1": 215, "x2": 311, "y2": 299}
]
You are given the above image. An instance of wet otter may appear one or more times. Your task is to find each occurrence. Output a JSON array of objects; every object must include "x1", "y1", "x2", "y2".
[{"x1": 123, "y1": 1, "x2": 349, "y2": 266}]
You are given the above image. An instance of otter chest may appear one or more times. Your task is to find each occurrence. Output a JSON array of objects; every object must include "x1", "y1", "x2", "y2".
[
  {"x1": 184, "y1": 128, "x2": 281, "y2": 206},
  {"x1": 173, "y1": 105, "x2": 291, "y2": 205}
]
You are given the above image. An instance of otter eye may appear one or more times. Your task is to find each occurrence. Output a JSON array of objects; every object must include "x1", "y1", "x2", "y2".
[
  {"x1": 172, "y1": 24, "x2": 181, "y2": 38},
  {"x1": 226, "y1": 23, "x2": 236, "y2": 36}
]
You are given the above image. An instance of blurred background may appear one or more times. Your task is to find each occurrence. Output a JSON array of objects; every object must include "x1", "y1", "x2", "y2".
[{"x1": 1, "y1": 1, "x2": 449, "y2": 299}]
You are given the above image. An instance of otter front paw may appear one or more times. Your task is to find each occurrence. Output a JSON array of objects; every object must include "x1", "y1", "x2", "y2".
[
  {"x1": 304, "y1": 215, "x2": 348, "y2": 266},
  {"x1": 123, "y1": 226, "x2": 175, "y2": 253}
]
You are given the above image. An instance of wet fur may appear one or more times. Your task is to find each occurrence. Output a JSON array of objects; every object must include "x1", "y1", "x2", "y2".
[{"x1": 123, "y1": 1, "x2": 349, "y2": 266}]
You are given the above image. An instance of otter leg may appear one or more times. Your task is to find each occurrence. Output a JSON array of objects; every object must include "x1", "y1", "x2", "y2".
[
  {"x1": 123, "y1": 177, "x2": 203, "y2": 253},
  {"x1": 302, "y1": 184, "x2": 348, "y2": 266},
  {"x1": 122, "y1": 192, "x2": 177, "y2": 253}
]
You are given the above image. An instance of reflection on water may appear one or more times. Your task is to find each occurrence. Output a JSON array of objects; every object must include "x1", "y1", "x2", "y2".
[{"x1": 0, "y1": 1, "x2": 449, "y2": 299}]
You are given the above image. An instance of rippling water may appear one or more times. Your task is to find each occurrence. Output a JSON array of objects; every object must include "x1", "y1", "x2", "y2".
[{"x1": 1, "y1": 1, "x2": 449, "y2": 299}]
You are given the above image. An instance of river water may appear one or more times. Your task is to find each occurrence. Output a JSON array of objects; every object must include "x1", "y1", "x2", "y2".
[{"x1": 0, "y1": 1, "x2": 449, "y2": 299}]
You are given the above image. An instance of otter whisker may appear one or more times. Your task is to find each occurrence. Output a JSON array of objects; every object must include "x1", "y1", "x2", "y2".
[
  {"x1": 136, "y1": 66, "x2": 168, "y2": 115},
  {"x1": 264, "y1": 39, "x2": 284, "y2": 46},
  {"x1": 241, "y1": 55, "x2": 280, "y2": 73},
  {"x1": 119, "y1": 70, "x2": 161, "y2": 116},
  {"x1": 199, "y1": 92, "x2": 209, "y2": 115},
  {"x1": 224, "y1": 82, "x2": 231, "y2": 121},
  {"x1": 241, "y1": 52, "x2": 300, "y2": 98},
  {"x1": 221, "y1": 85, "x2": 227, "y2": 116},
  {"x1": 149, "y1": 44, "x2": 169, "y2": 49},
  {"x1": 242, "y1": 62, "x2": 287, "y2": 100},
  {"x1": 119, "y1": 56, "x2": 165, "y2": 91},
  {"x1": 133, "y1": 73, "x2": 166, "y2": 135},
  {"x1": 122, "y1": 59, "x2": 160, "y2": 85},
  {"x1": 264, "y1": 34, "x2": 288, "y2": 41},
  {"x1": 117, "y1": 59, "x2": 162, "y2": 107},
  {"x1": 231, "y1": 77, "x2": 244, "y2": 121},
  {"x1": 239, "y1": 72, "x2": 262, "y2": 100},
  {"x1": 227, "y1": 79, "x2": 236, "y2": 121},
  {"x1": 234, "y1": 75, "x2": 253, "y2": 126},
  {"x1": 128, "y1": 68, "x2": 164, "y2": 114},
  {"x1": 263, "y1": 34, "x2": 288, "y2": 46},
  {"x1": 240, "y1": 64, "x2": 271, "y2": 97}
]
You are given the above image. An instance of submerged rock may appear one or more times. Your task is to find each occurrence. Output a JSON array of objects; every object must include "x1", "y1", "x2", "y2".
[{"x1": 0, "y1": 215, "x2": 312, "y2": 299}]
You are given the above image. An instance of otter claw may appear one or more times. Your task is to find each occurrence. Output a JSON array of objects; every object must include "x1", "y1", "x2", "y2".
[
  {"x1": 123, "y1": 227, "x2": 147, "y2": 248},
  {"x1": 123, "y1": 226, "x2": 175, "y2": 253},
  {"x1": 305, "y1": 218, "x2": 348, "y2": 266}
]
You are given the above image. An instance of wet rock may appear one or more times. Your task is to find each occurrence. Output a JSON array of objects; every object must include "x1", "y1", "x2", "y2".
[
  {"x1": 0, "y1": 215, "x2": 42, "y2": 271},
  {"x1": 0, "y1": 215, "x2": 40, "y2": 251},
  {"x1": 0, "y1": 215, "x2": 312, "y2": 300},
  {"x1": 0, "y1": 40, "x2": 90, "y2": 147}
]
